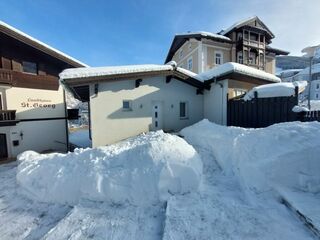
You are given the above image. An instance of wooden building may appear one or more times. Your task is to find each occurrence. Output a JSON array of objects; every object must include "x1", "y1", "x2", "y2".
[{"x1": 0, "y1": 21, "x2": 87, "y2": 160}]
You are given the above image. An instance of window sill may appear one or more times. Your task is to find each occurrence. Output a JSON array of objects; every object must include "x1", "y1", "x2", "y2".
[
  {"x1": 122, "y1": 108, "x2": 132, "y2": 112},
  {"x1": 180, "y1": 117, "x2": 189, "y2": 120}
]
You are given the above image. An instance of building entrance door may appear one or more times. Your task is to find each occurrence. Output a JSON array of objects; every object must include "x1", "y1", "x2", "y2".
[
  {"x1": 0, "y1": 134, "x2": 8, "y2": 159},
  {"x1": 152, "y1": 101, "x2": 163, "y2": 131}
]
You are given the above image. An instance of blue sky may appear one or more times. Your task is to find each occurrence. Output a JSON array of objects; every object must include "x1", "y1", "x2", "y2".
[{"x1": 1, "y1": 0, "x2": 320, "y2": 67}]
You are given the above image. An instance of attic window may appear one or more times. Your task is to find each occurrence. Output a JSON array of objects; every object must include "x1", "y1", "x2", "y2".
[{"x1": 22, "y1": 61, "x2": 37, "y2": 74}]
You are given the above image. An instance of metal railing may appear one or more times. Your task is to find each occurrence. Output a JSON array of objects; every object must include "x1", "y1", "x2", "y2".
[{"x1": 0, "y1": 110, "x2": 16, "y2": 121}]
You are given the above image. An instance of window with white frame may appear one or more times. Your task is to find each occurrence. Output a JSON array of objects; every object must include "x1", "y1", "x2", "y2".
[
  {"x1": 179, "y1": 102, "x2": 188, "y2": 119},
  {"x1": 237, "y1": 52, "x2": 243, "y2": 64},
  {"x1": 316, "y1": 83, "x2": 320, "y2": 90},
  {"x1": 249, "y1": 52, "x2": 256, "y2": 64},
  {"x1": 187, "y1": 57, "x2": 193, "y2": 70},
  {"x1": 316, "y1": 93, "x2": 319, "y2": 99},
  {"x1": 215, "y1": 51, "x2": 223, "y2": 65},
  {"x1": 122, "y1": 100, "x2": 132, "y2": 111}
]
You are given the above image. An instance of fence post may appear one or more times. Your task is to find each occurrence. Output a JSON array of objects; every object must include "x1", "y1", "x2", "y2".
[{"x1": 254, "y1": 91, "x2": 259, "y2": 127}]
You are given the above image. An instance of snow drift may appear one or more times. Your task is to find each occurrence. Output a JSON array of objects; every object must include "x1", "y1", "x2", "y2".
[
  {"x1": 181, "y1": 119, "x2": 320, "y2": 194},
  {"x1": 17, "y1": 131, "x2": 202, "y2": 206}
]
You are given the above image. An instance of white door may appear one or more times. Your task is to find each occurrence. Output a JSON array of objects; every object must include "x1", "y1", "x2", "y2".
[{"x1": 152, "y1": 101, "x2": 163, "y2": 131}]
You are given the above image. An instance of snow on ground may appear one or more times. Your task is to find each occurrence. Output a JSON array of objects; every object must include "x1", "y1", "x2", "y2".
[
  {"x1": 69, "y1": 129, "x2": 91, "y2": 148},
  {"x1": 0, "y1": 120, "x2": 319, "y2": 239},
  {"x1": 181, "y1": 119, "x2": 320, "y2": 196},
  {"x1": 17, "y1": 131, "x2": 202, "y2": 206}
]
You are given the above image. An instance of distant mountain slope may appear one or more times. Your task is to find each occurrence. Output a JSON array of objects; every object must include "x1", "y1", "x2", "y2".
[{"x1": 276, "y1": 56, "x2": 320, "y2": 70}]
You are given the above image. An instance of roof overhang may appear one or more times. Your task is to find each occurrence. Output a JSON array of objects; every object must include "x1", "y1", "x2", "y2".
[
  {"x1": 0, "y1": 21, "x2": 88, "y2": 68},
  {"x1": 204, "y1": 72, "x2": 279, "y2": 86},
  {"x1": 266, "y1": 46, "x2": 289, "y2": 55},
  {"x1": 61, "y1": 67, "x2": 205, "y2": 102}
]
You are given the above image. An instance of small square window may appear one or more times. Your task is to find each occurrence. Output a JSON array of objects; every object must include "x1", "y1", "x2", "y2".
[
  {"x1": 179, "y1": 102, "x2": 188, "y2": 119},
  {"x1": 122, "y1": 100, "x2": 132, "y2": 111},
  {"x1": 22, "y1": 61, "x2": 37, "y2": 74}
]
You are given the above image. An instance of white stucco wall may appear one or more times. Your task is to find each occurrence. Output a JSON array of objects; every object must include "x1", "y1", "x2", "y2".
[
  {"x1": 89, "y1": 76, "x2": 204, "y2": 147},
  {"x1": 204, "y1": 80, "x2": 228, "y2": 125},
  {"x1": 0, "y1": 86, "x2": 67, "y2": 158}
]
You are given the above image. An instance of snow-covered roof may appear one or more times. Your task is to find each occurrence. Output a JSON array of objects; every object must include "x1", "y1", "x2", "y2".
[
  {"x1": 220, "y1": 16, "x2": 274, "y2": 38},
  {"x1": 60, "y1": 64, "x2": 174, "y2": 80},
  {"x1": 243, "y1": 81, "x2": 307, "y2": 101},
  {"x1": 0, "y1": 21, "x2": 88, "y2": 67},
  {"x1": 176, "y1": 67, "x2": 203, "y2": 81},
  {"x1": 196, "y1": 62, "x2": 281, "y2": 83},
  {"x1": 175, "y1": 31, "x2": 231, "y2": 41},
  {"x1": 296, "y1": 63, "x2": 320, "y2": 76}
]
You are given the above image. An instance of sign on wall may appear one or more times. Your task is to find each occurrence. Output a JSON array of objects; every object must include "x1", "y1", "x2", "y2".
[{"x1": 20, "y1": 98, "x2": 56, "y2": 109}]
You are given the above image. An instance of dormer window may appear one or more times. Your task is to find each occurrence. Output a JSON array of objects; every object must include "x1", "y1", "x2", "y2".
[{"x1": 22, "y1": 61, "x2": 37, "y2": 74}]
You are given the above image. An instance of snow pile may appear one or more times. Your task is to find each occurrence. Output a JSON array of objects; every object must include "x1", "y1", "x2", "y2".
[
  {"x1": 16, "y1": 131, "x2": 202, "y2": 206},
  {"x1": 196, "y1": 62, "x2": 281, "y2": 83},
  {"x1": 292, "y1": 105, "x2": 309, "y2": 113},
  {"x1": 243, "y1": 81, "x2": 307, "y2": 101},
  {"x1": 181, "y1": 120, "x2": 320, "y2": 194}
]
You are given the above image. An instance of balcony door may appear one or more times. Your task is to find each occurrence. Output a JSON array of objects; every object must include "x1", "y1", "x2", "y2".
[{"x1": 0, "y1": 134, "x2": 8, "y2": 159}]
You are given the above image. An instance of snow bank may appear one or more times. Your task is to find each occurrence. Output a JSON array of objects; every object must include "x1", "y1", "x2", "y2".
[
  {"x1": 181, "y1": 120, "x2": 320, "y2": 194},
  {"x1": 243, "y1": 81, "x2": 307, "y2": 101},
  {"x1": 16, "y1": 131, "x2": 202, "y2": 206}
]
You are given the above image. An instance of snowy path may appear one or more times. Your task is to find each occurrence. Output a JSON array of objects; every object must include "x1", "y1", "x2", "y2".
[{"x1": 163, "y1": 145, "x2": 317, "y2": 240}]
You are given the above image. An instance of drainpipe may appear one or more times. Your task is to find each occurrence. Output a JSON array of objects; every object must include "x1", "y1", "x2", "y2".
[
  {"x1": 214, "y1": 78, "x2": 224, "y2": 124},
  {"x1": 308, "y1": 57, "x2": 313, "y2": 110}
]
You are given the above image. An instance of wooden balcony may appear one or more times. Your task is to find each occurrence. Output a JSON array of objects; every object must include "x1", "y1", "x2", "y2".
[
  {"x1": 242, "y1": 39, "x2": 265, "y2": 49},
  {"x1": 0, "y1": 68, "x2": 59, "y2": 90}
]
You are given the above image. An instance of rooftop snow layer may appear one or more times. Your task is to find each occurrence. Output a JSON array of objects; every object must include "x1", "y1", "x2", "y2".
[
  {"x1": 220, "y1": 16, "x2": 257, "y2": 36},
  {"x1": 175, "y1": 31, "x2": 231, "y2": 41},
  {"x1": 196, "y1": 62, "x2": 281, "y2": 83},
  {"x1": 296, "y1": 63, "x2": 320, "y2": 76},
  {"x1": 176, "y1": 67, "x2": 203, "y2": 81},
  {"x1": 60, "y1": 63, "x2": 175, "y2": 80},
  {"x1": 0, "y1": 21, "x2": 88, "y2": 67},
  {"x1": 243, "y1": 81, "x2": 307, "y2": 101}
]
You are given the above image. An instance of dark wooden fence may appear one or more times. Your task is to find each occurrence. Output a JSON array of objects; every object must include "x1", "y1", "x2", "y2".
[{"x1": 227, "y1": 90, "x2": 320, "y2": 128}]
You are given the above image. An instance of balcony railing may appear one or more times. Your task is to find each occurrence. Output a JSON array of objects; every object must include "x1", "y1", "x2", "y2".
[
  {"x1": 242, "y1": 39, "x2": 265, "y2": 49},
  {"x1": 0, "y1": 110, "x2": 16, "y2": 121},
  {"x1": 0, "y1": 69, "x2": 13, "y2": 85},
  {"x1": 0, "y1": 68, "x2": 59, "y2": 90}
]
